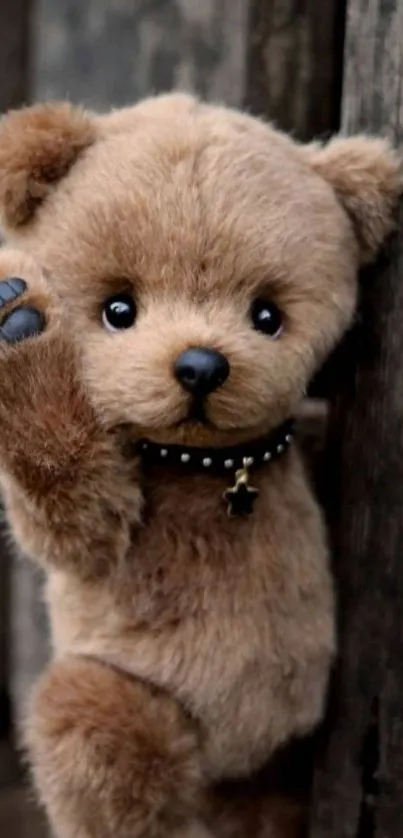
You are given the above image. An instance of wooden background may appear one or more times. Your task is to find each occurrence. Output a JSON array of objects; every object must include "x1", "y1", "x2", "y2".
[{"x1": 0, "y1": 1, "x2": 402, "y2": 837}]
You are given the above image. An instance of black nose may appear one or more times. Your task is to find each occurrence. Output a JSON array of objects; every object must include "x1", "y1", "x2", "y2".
[{"x1": 174, "y1": 347, "x2": 230, "y2": 396}]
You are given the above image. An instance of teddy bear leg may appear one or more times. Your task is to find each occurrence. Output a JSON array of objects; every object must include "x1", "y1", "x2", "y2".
[{"x1": 25, "y1": 656, "x2": 208, "y2": 838}]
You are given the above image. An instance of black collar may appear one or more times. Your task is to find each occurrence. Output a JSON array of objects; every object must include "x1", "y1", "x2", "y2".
[{"x1": 136, "y1": 419, "x2": 294, "y2": 478}]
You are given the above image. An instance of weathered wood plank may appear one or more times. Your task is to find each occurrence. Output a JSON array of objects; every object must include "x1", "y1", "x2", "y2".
[
  {"x1": 0, "y1": 783, "x2": 48, "y2": 838},
  {"x1": 32, "y1": 0, "x2": 249, "y2": 108},
  {"x1": 309, "y1": 2, "x2": 403, "y2": 836},
  {"x1": 245, "y1": 0, "x2": 346, "y2": 140},
  {"x1": 0, "y1": 0, "x2": 31, "y2": 112},
  {"x1": 10, "y1": 557, "x2": 50, "y2": 732}
]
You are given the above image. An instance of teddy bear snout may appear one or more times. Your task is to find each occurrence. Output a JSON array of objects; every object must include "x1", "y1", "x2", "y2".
[{"x1": 174, "y1": 346, "x2": 230, "y2": 396}]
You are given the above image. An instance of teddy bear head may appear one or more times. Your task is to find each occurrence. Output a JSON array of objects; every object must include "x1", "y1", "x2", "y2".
[{"x1": 0, "y1": 94, "x2": 400, "y2": 447}]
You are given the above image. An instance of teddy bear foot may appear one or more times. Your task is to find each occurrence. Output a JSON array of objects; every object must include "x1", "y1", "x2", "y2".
[
  {"x1": 26, "y1": 656, "x2": 207, "y2": 838},
  {"x1": 0, "y1": 277, "x2": 45, "y2": 342}
]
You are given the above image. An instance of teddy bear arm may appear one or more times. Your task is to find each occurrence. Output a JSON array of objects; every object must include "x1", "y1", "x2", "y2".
[
  {"x1": 0, "y1": 249, "x2": 142, "y2": 577},
  {"x1": 0, "y1": 332, "x2": 142, "y2": 577},
  {"x1": 25, "y1": 655, "x2": 210, "y2": 838}
]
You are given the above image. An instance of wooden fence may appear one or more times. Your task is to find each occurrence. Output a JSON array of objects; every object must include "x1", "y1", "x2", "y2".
[{"x1": 0, "y1": 1, "x2": 402, "y2": 836}]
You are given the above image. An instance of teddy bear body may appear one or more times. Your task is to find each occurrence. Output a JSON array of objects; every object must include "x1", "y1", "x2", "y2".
[
  {"x1": 0, "y1": 94, "x2": 400, "y2": 838},
  {"x1": 46, "y1": 454, "x2": 333, "y2": 781}
]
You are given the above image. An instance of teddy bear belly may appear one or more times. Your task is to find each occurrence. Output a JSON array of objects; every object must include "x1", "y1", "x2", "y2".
[{"x1": 146, "y1": 613, "x2": 333, "y2": 780}]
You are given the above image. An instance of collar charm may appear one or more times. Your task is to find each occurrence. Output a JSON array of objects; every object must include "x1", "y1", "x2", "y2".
[
  {"x1": 137, "y1": 419, "x2": 294, "y2": 520},
  {"x1": 223, "y1": 459, "x2": 259, "y2": 518}
]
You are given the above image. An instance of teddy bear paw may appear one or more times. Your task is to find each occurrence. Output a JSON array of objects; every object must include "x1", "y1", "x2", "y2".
[{"x1": 0, "y1": 277, "x2": 46, "y2": 342}]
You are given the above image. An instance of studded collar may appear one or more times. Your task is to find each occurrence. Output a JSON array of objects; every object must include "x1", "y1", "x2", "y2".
[{"x1": 136, "y1": 419, "x2": 294, "y2": 478}]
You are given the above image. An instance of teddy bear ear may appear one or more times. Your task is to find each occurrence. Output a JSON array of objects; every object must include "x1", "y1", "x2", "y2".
[
  {"x1": 301, "y1": 136, "x2": 403, "y2": 264},
  {"x1": 0, "y1": 102, "x2": 97, "y2": 230}
]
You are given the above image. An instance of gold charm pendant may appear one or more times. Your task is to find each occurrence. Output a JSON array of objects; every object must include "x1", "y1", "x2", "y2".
[{"x1": 223, "y1": 458, "x2": 259, "y2": 517}]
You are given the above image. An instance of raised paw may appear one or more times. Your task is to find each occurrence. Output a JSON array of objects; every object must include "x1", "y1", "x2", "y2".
[
  {"x1": 0, "y1": 248, "x2": 57, "y2": 344},
  {"x1": 0, "y1": 277, "x2": 46, "y2": 343}
]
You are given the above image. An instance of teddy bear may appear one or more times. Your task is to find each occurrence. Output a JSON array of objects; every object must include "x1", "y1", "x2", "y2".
[{"x1": 0, "y1": 93, "x2": 400, "y2": 838}]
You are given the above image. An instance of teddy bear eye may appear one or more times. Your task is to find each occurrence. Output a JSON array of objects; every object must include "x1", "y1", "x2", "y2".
[
  {"x1": 251, "y1": 298, "x2": 283, "y2": 338},
  {"x1": 102, "y1": 294, "x2": 137, "y2": 332}
]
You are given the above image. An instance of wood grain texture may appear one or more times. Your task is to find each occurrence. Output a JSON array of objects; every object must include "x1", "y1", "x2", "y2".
[
  {"x1": 0, "y1": 0, "x2": 31, "y2": 111},
  {"x1": 10, "y1": 557, "x2": 49, "y2": 732},
  {"x1": 245, "y1": 0, "x2": 346, "y2": 140},
  {"x1": 0, "y1": 783, "x2": 48, "y2": 838},
  {"x1": 32, "y1": 0, "x2": 249, "y2": 108},
  {"x1": 309, "y1": 2, "x2": 403, "y2": 837}
]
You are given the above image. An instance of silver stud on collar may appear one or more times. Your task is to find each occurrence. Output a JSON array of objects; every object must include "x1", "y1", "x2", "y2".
[
  {"x1": 244, "y1": 456, "x2": 254, "y2": 467},
  {"x1": 224, "y1": 459, "x2": 234, "y2": 469},
  {"x1": 160, "y1": 448, "x2": 168, "y2": 457},
  {"x1": 203, "y1": 457, "x2": 212, "y2": 467},
  {"x1": 285, "y1": 434, "x2": 292, "y2": 443},
  {"x1": 277, "y1": 444, "x2": 284, "y2": 454},
  {"x1": 181, "y1": 452, "x2": 190, "y2": 463},
  {"x1": 263, "y1": 451, "x2": 272, "y2": 462}
]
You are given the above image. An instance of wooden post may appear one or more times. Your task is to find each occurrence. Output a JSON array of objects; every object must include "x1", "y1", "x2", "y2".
[
  {"x1": 0, "y1": 0, "x2": 31, "y2": 110},
  {"x1": 309, "y1": 2, "x2": 403, "y2": 837},
  {"x1": 245, "y1": 0, "x2": 346, "y2": 140},
  {"x1": 32, "y1": 0, "x2": 249, "y2": 108}
]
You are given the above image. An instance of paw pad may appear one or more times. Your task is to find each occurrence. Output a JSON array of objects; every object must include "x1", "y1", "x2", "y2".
[
  {"x1": 0, "y1": 277, "x2": 27, "y2": 306},
  {"x1": 0, "y1": 276, "x2": 45, "y2": 343},
  {"x1": 0, "y1": 306, "x2": 45, "y2": 343}
]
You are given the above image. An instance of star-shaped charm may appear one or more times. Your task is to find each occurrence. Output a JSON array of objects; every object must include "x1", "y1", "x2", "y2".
[{"x1": 223, "y1": 462, "x2": 259, "y2": 517}]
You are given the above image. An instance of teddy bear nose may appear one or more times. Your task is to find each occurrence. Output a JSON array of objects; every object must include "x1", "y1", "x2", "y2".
[{"x1": 174, "y1": 347, "x2": 230, "y2": 395}]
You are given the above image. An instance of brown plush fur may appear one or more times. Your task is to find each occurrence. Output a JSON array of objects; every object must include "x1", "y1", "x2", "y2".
[
  {"x1": 0, "y1": 93, "x2": 400, "y2": 838},
  {"x1": 0, "y1": 103, "x2": 96, "y2": 227},
  {"x1": 27, "y1": 657, "x2": 204, "y2": 838}
]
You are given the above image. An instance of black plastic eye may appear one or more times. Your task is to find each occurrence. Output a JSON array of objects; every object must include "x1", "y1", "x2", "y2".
[
  {"x1": 102, "y1": 294, "x2": 136, "y2": 331},
  {"x1": 251, "y1": 298, "x2": 283, "y2": 338}
]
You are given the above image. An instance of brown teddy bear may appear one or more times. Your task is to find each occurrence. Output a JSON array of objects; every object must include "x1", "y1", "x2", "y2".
[{"x1": 0, "y1": 93, "x2": 400, "y2": 838}]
